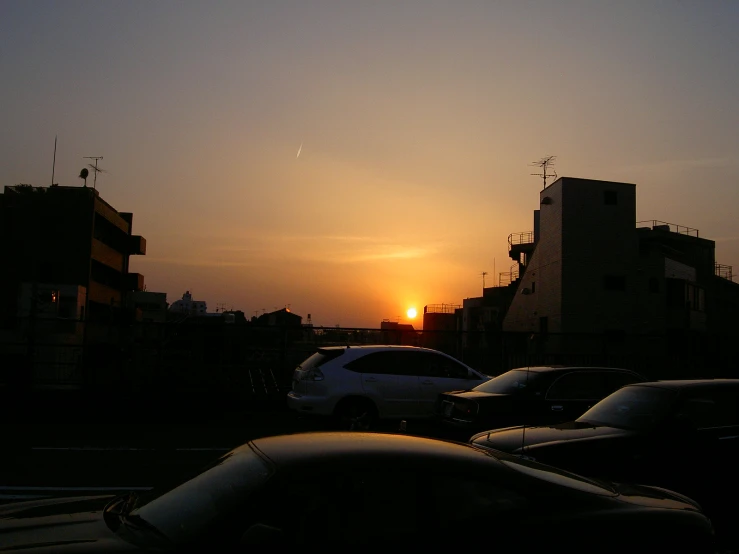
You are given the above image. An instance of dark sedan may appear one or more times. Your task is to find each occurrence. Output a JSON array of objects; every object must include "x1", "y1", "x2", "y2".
[
  {"x1": 470, "y1": 379, "x2": 739, "y2": 546},
  {"x1": 436, "y1": 365, "x2": 645, "y2": 435},
  {"x1": 0, "y1": 432, "x2": 715, "y2": 553}
]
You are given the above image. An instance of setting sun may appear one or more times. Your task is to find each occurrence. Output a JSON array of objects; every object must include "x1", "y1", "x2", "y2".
[{"x1": 406, "y1": 307, "x2": 417, "y2": 319}]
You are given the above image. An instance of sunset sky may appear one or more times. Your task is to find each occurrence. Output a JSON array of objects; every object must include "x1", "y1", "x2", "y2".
[{"x1": 3, "y1": 1, "x2": 738, "y2": 328}]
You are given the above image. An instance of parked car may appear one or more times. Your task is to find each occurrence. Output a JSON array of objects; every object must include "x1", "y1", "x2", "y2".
[
  {"x1": 469, "y1": 379, "x2": 739, "y2": 546},
  {"x1": 287, "y1": 345, "x2": 489, "y2": 429},
  {"x1": 436, "y1": 365, "x2": 646, "y2": 435},
  {"x1": 0, "y1": 432, "x2": 715, "y2": 552}
]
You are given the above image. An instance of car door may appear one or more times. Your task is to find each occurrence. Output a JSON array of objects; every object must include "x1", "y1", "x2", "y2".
[
  {"x1": 347, "y1": 351, "x2": 420, "y2": 418},
  {"x1": 543, "y1": 371, "x2": 608, "y2": 423},
  {"x1": 411, "y1": 351, "x2": 483, "y2": 415},
  {"x1": 671, "y1": 388, "x2": 739, "y2": 493}
]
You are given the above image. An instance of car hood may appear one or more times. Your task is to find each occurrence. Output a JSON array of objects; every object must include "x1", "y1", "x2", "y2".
[
  {"x1": 0, "y1": 495, "x2": 140, "y2": 553},
  {"x1": 470, "y1": 420, "x2": 636, "y2": 453}
]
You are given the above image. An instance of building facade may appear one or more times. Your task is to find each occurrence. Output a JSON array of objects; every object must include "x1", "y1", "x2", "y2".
[
  {"x1": 0, "y1": 185, "x2": 146, "y2": 331},
  {"x1": 502, "y1": 177, "x2": 739, "y2": 339}
]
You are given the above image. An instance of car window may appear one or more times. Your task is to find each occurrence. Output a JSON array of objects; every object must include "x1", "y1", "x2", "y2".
[
  {"x1": 546, "y1": 372, "x2": 605, "y2": 400},
  {"x1": 414, "y1": 352, "x2": 471, "y2": 379},
  {"x1": 344, "y1": 351, "x2": 415, "y2": 376},
  {"x1": 605, "y1": 371, "x2": 642, "y2": 393},
  {"x1": 676, "y1": 389, "x2": 739, "y2": 429},
  {"x1": 474, "y1": 370, "x2": 541, "y2": 394},
  {"x1": 577, "y1": 385, "x2": 676, "y2": 431},
  {"x1": 134, "y1": 445, "x2": 274, "y2": 545},
  {"x1": 271, "y1": 470, "x2": 420, "y2": 545}
]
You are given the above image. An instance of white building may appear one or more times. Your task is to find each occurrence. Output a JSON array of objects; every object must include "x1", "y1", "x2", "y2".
[{"x1": 169, "y1": 291, "x2": 208, "y2": 316}]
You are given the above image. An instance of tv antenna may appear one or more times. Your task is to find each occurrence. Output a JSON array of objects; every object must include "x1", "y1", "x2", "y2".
[
  {"x1": 480, "y1": 271, "x2": 488, "y2": 290},
  {"x1": 84, "y1": 156, "x2": 106, "y2": 190},
  {"x1": 531, "y1": 155, "x2": 557, "y2": 190}
]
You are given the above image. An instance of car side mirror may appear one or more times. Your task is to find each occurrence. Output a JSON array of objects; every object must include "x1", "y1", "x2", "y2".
[{"x1": 240, "y1": 523, "x2": 286, "y2": 545}]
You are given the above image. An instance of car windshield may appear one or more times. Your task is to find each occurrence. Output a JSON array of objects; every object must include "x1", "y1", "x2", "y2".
[
  {"x1": 474, "y1": 370, "x2": 540, "y2": 394},
  {"x1": 577, "y1": 385, "x2": 677, "y2": 431},
  {"x1": 132, "y1": 444, "x2": 273, "y2": 545}
]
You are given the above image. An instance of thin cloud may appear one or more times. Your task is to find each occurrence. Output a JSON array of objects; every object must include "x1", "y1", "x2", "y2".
[
  {"x1": 624, "y1": 157, "x2": 734, "y2": 172},
  {"x1": 136, "y1": 257, "x2": 259, "y2": 268}
]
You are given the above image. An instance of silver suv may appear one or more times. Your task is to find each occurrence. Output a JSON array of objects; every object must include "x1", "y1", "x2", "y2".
[{"x1": 287, "y1": 345, "x2": 489, "y2": 429}]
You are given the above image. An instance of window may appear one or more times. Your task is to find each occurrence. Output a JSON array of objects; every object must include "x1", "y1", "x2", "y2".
[
  {"x1": 685, "y1": 283, "x2": 705, "y2": 312},
  {"x1": 546, "y1": 372, "x2": 606, "y2": 401},
  {"x1": 475, "y1": 370, "x2": 540, "y2": 395},
  {"x1": 539, "y1": 316, "x2": 548, "y2": 334},
  {"x1": 577, "y1": 385, "x2": 676, "y2": 431},
  {"x1": 676, "y1": 390, "x2": 739, "y2": 429},
  {"x1": 345, "y1": 351, "x2": 417, "y2": 376},
  {"x1": 410, "y1": 352, "x2": 471, "y2": 379},
  {"x1": 603, "y1": 275, "x2": 626, "y2": 291},
  {"x1": 604, "y1": 190, "x2": 618, "y2": 205},
  {"x1": 276, "y1": 471, "x2": 421, "y2": 545},
  {"x1": 605, "y1": 371, "x2": 642, "y2": 394}
]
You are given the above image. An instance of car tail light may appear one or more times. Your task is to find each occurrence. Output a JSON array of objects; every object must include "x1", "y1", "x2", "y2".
[{"x1": 305, "y1": 368, "x2": 324, "y2": 381}]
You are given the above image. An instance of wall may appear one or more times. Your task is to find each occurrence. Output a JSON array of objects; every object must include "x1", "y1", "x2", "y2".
[{"x1": 560, "y1": 179, "x2": 638, "y2": 333}]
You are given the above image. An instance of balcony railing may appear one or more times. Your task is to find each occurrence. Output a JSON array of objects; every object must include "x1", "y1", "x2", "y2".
[
  {"x1": 508, "y1": 231, "x2": 534, "y2": 248},
  {"x1": 716, "y1": 264, "x2": 733, "y2": 282},
  {"x1": 637, "y1": 220, "x2": 699, "y2": 238},
  {"x1": 499, "y1": 265, "x2": 520, "y2": 287},
  {"x1": 424, "y1": 304, "x2": 461, "y2": 314}
]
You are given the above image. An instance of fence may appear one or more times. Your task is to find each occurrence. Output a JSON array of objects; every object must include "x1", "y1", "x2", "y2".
[{"x1": 2, "y1": 319, "x2": 738, "y2": 418}]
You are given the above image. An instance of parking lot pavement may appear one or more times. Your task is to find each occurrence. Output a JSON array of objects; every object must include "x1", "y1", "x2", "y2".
[{"x1": 0, "y1": 410, "x2": 460, "y2": 490}]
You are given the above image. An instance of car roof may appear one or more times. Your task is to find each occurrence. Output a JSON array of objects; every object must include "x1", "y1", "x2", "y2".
[
  {"x1": 627, "y1": 379, "x2": 739, "y2": 390},
  {"x1": 249, "y1": 432, "x2": 495, "y2": 467},
  {"x1": 318, "y1": 345, "x2": 440, "y2": 352},
  {"x1": 509, "y1": 366, "x2": 636, "y2": 374}
]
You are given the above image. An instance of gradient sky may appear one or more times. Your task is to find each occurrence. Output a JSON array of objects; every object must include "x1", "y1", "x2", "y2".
[{"x1": 3, "y1": 1, "x2": 738, "y2": 327}]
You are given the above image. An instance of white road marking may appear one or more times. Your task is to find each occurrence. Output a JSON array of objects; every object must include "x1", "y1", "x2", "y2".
[{"x1": 31, "y1": 446, "x2": 231, "y2": 452}]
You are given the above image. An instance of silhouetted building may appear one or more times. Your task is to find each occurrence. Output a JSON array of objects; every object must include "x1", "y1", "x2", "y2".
[
  {"x1": 129, "y1": 291, "x2": 168, "y2": 323},
  {"x1": 169, "y1": 291, "x2": 208, "y2": 316},
  {"x1": 0, "y1": 185, "x2": 146, "y2": 330},
  {"x1": 256, "y1": 308, "x2": 302, "y2": 327},
  {"x1": 380, "y1": 320, "x2": 418, "y2": 345},
  {"x1": 502, "y1": 177, "x2": 739, "y2": 337},
  {"x1": 422, "y1": 304, "x2": 459, "y2": 352}
]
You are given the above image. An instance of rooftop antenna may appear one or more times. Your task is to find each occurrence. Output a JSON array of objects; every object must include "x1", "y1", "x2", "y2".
[
  {"x1": 480, "y1": 271, "x2": 488, "y2": 291},
  {"x1": 531, "y1": 155, "x2": 557, "y2": 190},
  {"x1": 84, "y1": 156, "x2": 106, "y2": 190},
  {"x1": 50, "y1": 135, "x2": 58, "y2": 186}
]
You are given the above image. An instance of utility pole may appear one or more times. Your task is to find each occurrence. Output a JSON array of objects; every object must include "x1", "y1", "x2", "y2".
[{"x1": 531, "y1": 155, "x2": 558, "y2": 190}]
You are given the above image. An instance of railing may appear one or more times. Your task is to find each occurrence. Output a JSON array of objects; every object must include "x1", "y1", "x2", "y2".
[
  {"x1": 716, "y1": 263, "x2": 734, "y2": 281},
  {"x1": 637, "y1": 220, "x2": 699, "y2": 237},
  {"x1": 424, "y1": 304, "x2": 461, "y2": 314},
  {"x1": 508, "y1": 231, "x2": 534, "y2": 248},
  {"x1": 499, "y1": 265, "x2": 520, "y2": 287}
]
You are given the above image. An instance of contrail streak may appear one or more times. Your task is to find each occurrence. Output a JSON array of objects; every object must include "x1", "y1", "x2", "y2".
[{"x1": 296, "y1": 142, "x2": 302, "y2": 158}]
